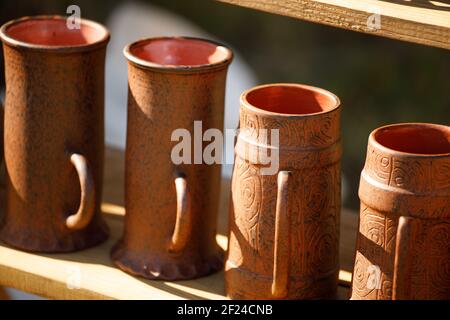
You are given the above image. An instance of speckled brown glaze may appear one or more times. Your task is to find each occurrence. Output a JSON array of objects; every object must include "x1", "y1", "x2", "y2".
[
  {"x1": 226, "y1": 84, "x2": 342, "y2": 299},
  {"x1": 0, "y1": 102, "x2": 3, "y2": 163},
  {"x1": 0, "y1": 16, "x2": 110, "y2": 252},
  {"x1": 111, "y1": 37, "x2": 233, "y2": 280},
  {"x1": 351, "y1": 123, "x2": 450, "y2": 300}
]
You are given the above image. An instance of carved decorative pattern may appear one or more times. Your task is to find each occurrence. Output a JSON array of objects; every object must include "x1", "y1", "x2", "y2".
[
  {"x1": 351, "y1": 206, "x2": 398, "y2": 300},
  {"x1": 364, "y1": 145, "x2": 450, "y2": 196},
  {"x1": 390, "y1": 159, "x2": 430, "y2": 193},
  {"x1": 407, "y1": 220, "x2": 450, "y2": 299},
  {"x1": 305, "y1": 219, "x2": 339, "y2": 277},
  {"x1": 307, "y1": 116, "x2": 334, "y2": 147},
  {"x1": 366, "y1": 147, "x2": 392, "y2": 184},
  {"x1": 352, "y1": 252, "x2": 375, "y2": 298},
  {"x1": 243, "y1": 111, "x2": 339, "y2": 149},
  {"x1": 233, "y1": 157, "x2": 263, "y2": 252},
  {"x1": 303, "y1": 169, "x2": 333, "y2": 222},
  {"x1": 240, "y1": 112, "x2": 260, "y2": 140},
  {"x1": 428, "y1": 223, "x2": 450, "y2": 294},
  {"x1": 433, "y1": 163, "x2": 450, "y2": 190},
  {"x1": 290, "y1": 167, "x2": 339, "y2": 280}
]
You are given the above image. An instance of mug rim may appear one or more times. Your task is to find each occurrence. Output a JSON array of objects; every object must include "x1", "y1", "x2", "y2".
[
  {"x1": 370, "y1": 122, "x2": 450, "y2": 158},
  {"x1": 123, "y1": 36, "x2": 234, "y2": 73},
  {"x1": 240, "y1": 83, "x2": 341, "y2": 119},
  {"x1": 0, "y1": 15, "x2": 110, "y2": 53}
]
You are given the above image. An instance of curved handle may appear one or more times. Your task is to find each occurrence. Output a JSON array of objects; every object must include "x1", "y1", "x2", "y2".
[
  {"x1": 168, "y1": 175, "x2": 192, "y2": 253},
  {"x1": 66, "y1": 153, "x2": 96, "y2": 230},
  {"x1": 392, "y1": 216, "x2": 412, "y2": 300},
  {"x1": 271, "y1": 170, "x2": 291, "y2": 298}
]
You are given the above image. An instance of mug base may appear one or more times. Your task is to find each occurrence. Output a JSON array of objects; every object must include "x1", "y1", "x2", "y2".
[
  {"x1": 0, "y1": 217, "x2": 109, "y2": 253},
  {"x1": 111, "y1": 242, "x2": 224, "y2": 281},
  {"x1": 225, "y1": 262, "x2": 339, "y2": 300}
]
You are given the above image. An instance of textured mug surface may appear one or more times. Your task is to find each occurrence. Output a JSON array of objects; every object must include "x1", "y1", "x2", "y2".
[
  {"x1": 0, "y1": 16, "x2": 110, "y2": 252},
  {"x1": 111, "y1": 37, "x2": 233, "y2": 280},
  {"x1": 226, "y1": 83, "x2": 342, "y2": 299},
  {"x1": 0, "y1": 101, "x2": 3, "y2": 163},
  {"x1": 351, "y1": 123, "x2": 450, "y2": 300}
]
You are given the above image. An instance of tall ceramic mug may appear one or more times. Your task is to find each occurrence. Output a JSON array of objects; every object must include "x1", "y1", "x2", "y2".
[
  {"x1": 351, "y1": 123, "x2": 450, "y2": 300},
  {"x1": 226, "y1": 84, "x2": 342, "y2": 299},
  {"x1": 0, "y1": 101, "x2": 3, "y2": 162},
  {"x1": 111, "y1": 37, "x2": 233, "y2": 280},
  {"x1": 0, "y1": 16, "x2": 109, "y2": 252}
]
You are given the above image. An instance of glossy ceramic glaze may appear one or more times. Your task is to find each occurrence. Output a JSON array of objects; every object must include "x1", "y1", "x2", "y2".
[
  {"x1": 351, "y1": 123, "x2": 450, "y2": 300},
  {"x1": 0, "y1": 16, "x2": 110, "y2": 252},
  {"x1": 111, "y1": 37, "x2": 233, "y2": 280},
  {"x1": 226, "y1": 83, "x2": 342, "y2": 299}
]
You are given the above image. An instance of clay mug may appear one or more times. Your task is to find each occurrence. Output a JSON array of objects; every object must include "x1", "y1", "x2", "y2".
[
  {"x1": 0, "y1": 16, "x2": 110, "y2": 252},
  {"x1": 111, "y1": 37, "x2": 233, "y2": 280},
  {"x1": 351, "y1": 123, "x2": 450, "y2": 300},
  {"x1": 0, "y1": 101, "x2": 3, "y2": 162},
  {"x1": 226, "y1": 83, "x2": 342, "y2": 299}
]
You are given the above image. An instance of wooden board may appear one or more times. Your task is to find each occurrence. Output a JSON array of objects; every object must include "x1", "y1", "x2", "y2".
[
  {"x1": 217, "y1": 0, "x2": 450, "y2": 50},
  {"x1": 0, "y1": 147, "x2": 357, "y2": 300}
]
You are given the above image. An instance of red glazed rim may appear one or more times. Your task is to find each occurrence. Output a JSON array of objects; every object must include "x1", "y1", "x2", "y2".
[
  {"x1": 370, "y1": 123, "x2": 450, "y2": 158},
  {"x1": 0, "y1": 15, "x2": 110, "y2": 53},
  {"x1": 124, "y1": 36, "x2": 233, "y2": 73},
  {"x1": 241, "y1": 83, "x2": 341, "y2": 118}
]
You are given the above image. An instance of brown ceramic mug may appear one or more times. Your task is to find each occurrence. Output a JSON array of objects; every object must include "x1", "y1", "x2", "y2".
[
  {"x1": 351, "y1": 123, "x2": 450, "y2": 300},
  {"x1": 111, "y1": 37, "x2": 233, "y2": 280},
  {"x1": 0, "y1": 101, "x2": 3, "y2": 163},
  {"x1": 0, "y1": 16, "x2": 110, "y2": 252},
  {"x1": 226, "y1": 83, "x2": 342, "y2": 299}
]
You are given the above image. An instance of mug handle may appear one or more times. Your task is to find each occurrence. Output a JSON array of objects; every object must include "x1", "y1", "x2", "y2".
[
  {"x1": 392, "y1": 216, "x2": 412, "y2": 300},
  {"x1": 271, "y1": 170, "x2": 292, "y2": 298},
  {"x1": 168, "y1": 174, "x2": 192, "y2": 252},
  {"x1": 66, "y1": 153, "x2": 96, "y2": 230}
]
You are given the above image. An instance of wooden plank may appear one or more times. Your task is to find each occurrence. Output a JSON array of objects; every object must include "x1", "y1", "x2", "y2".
[
  {"x1": 0, "y1": 205, "x2": 355, "y2": 300},
  {"x1": 217, "y1": 0, "x2": 450, "y2": 50},
  {"x1": 0, "y1": 214, "x2": 228, "y2": 300},
  {"x1": 0, "y1": 147, "x2": 357, "y2": 299}
]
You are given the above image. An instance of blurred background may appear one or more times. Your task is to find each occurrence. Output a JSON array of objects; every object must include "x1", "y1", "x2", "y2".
[{"x1": 0, "y1": 0, "x2": 449, "y2": 300}]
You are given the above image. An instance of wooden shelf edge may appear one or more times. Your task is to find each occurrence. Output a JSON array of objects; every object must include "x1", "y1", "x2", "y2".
[
  {"x1": 217, "y1": 0, "x2": 450, "y2": 50},
  {"x1": 0, "y1": 204, "x2": 356, "y2": 300}
]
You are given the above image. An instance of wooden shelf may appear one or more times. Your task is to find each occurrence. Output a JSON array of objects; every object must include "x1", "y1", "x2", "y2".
[
  {"x1": 217, "y1": 0, "x2": 450, "y2": 50},
  {"x1": 0, "y1": 147, "x2": 357, "y2": 300}
]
